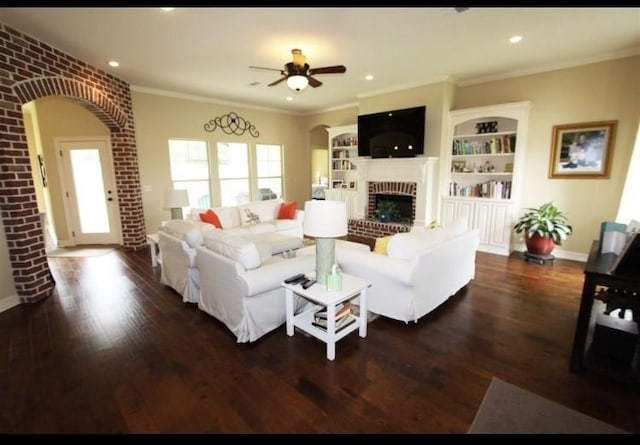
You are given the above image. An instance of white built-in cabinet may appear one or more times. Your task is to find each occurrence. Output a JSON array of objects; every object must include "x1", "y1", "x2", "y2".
[
  {"x1": 441, "y1": 101, "x2": 531, "y2": 255},
  {"x1": 326, "y1": 125, "x2": 359, "y2": 219}
]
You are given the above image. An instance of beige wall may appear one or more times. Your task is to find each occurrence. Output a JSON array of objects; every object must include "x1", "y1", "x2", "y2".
[
  {"x1": 33, "y1": 97, "x2": 111, "y2": 244},
  {"x1": 131, "y1": 92, "x2": 308, "y2": 233},
  {"x1": 453, "y1": 55, "x2": 640, "y2": 255}
]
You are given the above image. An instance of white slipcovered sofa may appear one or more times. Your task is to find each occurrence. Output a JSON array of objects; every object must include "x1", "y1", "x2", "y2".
[
  {"x1": 157, "y1": 219, "x2": 214, "y2": 304},
  {"x1": 156, "y1": 198, "x2": 304, "y2": 304},
  {"x1": 195, "y1": 235, "x2": 369, "y2": 343},
  {"x1": 187, "y1": 198, "x2": 304, "y2": 239},
  {"x1": 336, "y1": 221, "x2": 480, "y2": 323}
]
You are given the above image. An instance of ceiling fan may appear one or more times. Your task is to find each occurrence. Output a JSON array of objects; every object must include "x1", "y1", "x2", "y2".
[{"x1": 249, "y1": 49, "x2": 347, "y2": 91}]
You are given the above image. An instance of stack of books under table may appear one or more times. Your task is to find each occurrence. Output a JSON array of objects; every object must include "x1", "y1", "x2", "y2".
[{"x1": 312, "y1": 302, "x2": 356, "y2": 332}]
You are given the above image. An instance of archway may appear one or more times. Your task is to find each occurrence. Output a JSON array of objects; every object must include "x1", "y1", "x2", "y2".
[{"x1": 0, "y1": 24, "x2": 145, "y2": 303}]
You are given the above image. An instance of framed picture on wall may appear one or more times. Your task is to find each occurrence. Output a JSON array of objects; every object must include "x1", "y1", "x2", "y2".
[{"x1": 548, "y1": 121, "x2": 617, "y2": 179}]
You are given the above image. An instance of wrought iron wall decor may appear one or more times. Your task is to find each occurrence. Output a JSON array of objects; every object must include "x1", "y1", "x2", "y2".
[{"x1": 203, "y1": 112, "x2": 259, "y2": 138}]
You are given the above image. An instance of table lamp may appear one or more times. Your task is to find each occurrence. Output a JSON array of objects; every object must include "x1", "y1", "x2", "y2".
[
  {"x1": 164, "y1": 189, "x2": 189, "y2": 220},
  {"x1": 303, "y1": 200, "x2": 348, "y2": 285}
]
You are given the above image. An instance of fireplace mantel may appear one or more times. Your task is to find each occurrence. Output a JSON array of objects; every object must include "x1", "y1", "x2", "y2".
[{"x1": 350, "y1": 156, "x2": 439, "y2": 227}]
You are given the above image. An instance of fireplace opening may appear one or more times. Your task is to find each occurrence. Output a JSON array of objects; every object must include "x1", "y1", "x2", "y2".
[{"x1": 374, "y1": 194, "x2": 413, "y2": 221}]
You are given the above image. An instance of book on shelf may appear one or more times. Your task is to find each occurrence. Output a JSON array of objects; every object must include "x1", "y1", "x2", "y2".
[
  {"x1": 314, "y1": 302, "x2": 351, "y2": 320},
  {"x1": 312, "y1": 314, "x2": 356, "y2": 332}
]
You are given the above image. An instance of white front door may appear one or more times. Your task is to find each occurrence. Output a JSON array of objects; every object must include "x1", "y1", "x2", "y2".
[{"x1": 56, "y1": 137, "x2": 121, "y2": 245}]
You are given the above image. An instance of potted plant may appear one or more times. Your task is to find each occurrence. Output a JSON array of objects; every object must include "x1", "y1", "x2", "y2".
[
  {"x1": 513, "y1": 201, "x2": 573, "y2": 256},
  {"x1": 373, "y1": 200, "x2": 401, "y2": 223}
]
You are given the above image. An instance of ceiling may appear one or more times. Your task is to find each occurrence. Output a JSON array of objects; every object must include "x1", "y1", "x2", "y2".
[{"x1": 0, "y1": 7, "x2": 638, "y2": 114}]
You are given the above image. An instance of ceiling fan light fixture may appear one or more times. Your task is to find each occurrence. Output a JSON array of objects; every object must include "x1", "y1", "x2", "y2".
[{"x1": 287, "y1": 75, "x2": 308, "y2": 91}]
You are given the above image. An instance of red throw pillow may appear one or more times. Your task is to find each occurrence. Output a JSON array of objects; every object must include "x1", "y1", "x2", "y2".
[
  {"x1": 278, "y1": 201, "x2": 297, "y2": 220},
  {"x1": 199, "y1": 209, "x2": 222, "y2": 229}
]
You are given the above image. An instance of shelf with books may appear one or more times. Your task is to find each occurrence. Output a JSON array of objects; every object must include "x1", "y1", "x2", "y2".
[
  {"x1": 441, "y1": 101, "x2": 531, "y2": 256},
  {"x1": 328, "y1": 124, "x2": 358, "y2": 191}
]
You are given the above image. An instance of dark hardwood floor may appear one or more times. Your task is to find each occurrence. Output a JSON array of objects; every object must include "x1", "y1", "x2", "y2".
[{"x1": 1, "y1": 244, "x2": 639, "y2": 433}]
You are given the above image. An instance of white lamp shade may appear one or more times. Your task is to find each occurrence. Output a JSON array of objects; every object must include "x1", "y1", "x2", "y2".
[
  {"x1": 303, "y1": 200, "x2": 348, "y2": 238},
  {"x1": 287, "y1": 75, "x2": 308, "y2": 91},
  {"x1": 163, "y1": 189, "x2": 189, "y2": 208}
]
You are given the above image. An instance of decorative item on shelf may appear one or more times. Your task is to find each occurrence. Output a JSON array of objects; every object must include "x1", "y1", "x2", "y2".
[
  {"x1": 513, "y1": 201, "x2": 573, "y2": 261},
  {"x1": 452, "y1": 160, "x2": 466, "y2": 172},
  {"x1": 303, "y1": 200, "x2": 348, "y2": 286},
  {"x1": 164, "y1": 189, "x2": 189, "y2": 220},
  {"x1": 475, "y1": 121, "x2": 498, "y2": 134},
  {"x1": 484, "y1": 160, "x2": 495, "y2": 173}
]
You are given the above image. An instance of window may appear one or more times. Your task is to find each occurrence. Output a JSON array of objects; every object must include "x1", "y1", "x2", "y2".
[
  {"x1": 168, "y1": 139, "x2": 210, "y2": 210},
  {"x1": 217, "y1": 142, "x2": 250, "y2": 206},
  {"x1": 256, "y1": 144, "x2": 282, "y2": 200},
  {"x1": 216, "y1": 142, "x2": 284, "y2": 206}
]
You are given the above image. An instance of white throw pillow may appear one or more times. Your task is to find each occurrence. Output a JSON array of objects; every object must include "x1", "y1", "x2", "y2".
[
  {"x1": 238, "y1": 204, "x2": 262, "y2": 226},
  {"x1": 213, "y1": 206, "x2": 237, "y2": 229}
]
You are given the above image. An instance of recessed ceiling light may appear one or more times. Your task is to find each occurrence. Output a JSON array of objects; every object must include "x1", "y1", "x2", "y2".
[
  {"x1": 286, "y1": 97, "x2": 293, "y2": 101},
  {"x1": 108, "y1": 60, "x2": 119, "y2": 67},
  {"x1": 161, "y1": 8, "x2": 175, "y2": 12},
  {"x1": 509, "y1": 35, "x2": 523, "y2": 44},
  {"x1": 365, "y1": 74, "x2": 374, "y2": 81}
]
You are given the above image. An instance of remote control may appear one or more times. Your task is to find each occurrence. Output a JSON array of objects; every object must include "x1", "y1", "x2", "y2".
[
  {"x1": 284, "y1": 273, "x2": 305, "y2": 284},
  {"x1": 302, "y1": 279, "x2": 316, "y2": 290}
]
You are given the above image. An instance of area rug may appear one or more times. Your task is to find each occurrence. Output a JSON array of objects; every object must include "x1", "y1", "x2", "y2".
[
  {"x1": 468, "y1": 377, "x2": 627, "y2": 434},
  {"x1": 46, "y1": 246, "x2": 117, "y2": 258}
]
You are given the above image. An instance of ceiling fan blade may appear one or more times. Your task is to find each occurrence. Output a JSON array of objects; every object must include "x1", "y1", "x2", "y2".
[
  {"x1": 267, "y1": 76, "x2": 288, "y2": 87},
  {"x1": 308, "y1": 76, "x2": 323, "y2": 88},
  {"x1": 249, "y1": 65, "x2": 284, "y2": 73},
  {"x1": 308, "y1": 65, "x2": 346, "y2": 75}
]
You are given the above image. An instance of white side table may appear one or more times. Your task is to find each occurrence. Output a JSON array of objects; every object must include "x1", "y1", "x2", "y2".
[
  {"x1": 283, "y1": 273, "x2": 371, "y2": 361},
  {"x1": 147, "y1": 233, "x2": 161, "y2": 267}
]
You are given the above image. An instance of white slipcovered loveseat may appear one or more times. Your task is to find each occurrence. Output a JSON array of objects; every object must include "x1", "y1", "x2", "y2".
[{"x1": 336, "y1": 221, "x2": 480, "y2": 323}]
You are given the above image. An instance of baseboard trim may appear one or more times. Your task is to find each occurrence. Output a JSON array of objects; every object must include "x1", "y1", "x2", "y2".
[
  {"x1": 0, "y1": 294, "x2": 21, "y2": 313},
  {"x1": 512, "y1": 243, "x2": 588, "y2": 262}
]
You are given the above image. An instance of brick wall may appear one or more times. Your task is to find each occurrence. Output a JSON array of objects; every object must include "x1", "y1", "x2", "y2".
[
  {"x1": 347, "y1": 219, "x2": 411, "y2": 241},
  {"x1": 0, "y1": 24, "x2": 145, "y2": 303}
]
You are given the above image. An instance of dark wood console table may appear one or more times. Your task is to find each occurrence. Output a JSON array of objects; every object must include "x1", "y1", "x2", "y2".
[{"x1": 570, "y1": 240, "x2": 640, "y2": 387}]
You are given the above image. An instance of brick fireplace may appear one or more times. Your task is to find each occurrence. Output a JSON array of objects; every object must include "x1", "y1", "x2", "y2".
[
  {"x1": 367, "y1": 181, "x2": 417, "y2": 221},
  {"x1": 348, "y1": 181, "x2": 417, "y2": 241}
]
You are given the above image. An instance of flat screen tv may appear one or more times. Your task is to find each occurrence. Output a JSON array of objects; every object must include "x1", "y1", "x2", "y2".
[{"x1": 357, "y1": 105, "x2": 426, "y2": 158}]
